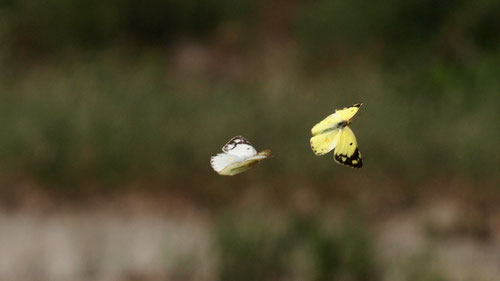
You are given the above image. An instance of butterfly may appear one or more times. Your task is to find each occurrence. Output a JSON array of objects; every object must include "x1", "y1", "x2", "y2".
[
  {"x1": 210, "y1": 136, "x2": 271, "y2": 176},
  {"x1": 310, "y1": 103, "x2": 363, "y2": 168}
]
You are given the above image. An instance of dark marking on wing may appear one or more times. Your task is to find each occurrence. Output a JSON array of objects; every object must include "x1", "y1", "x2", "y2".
[
  {"x1": 310, "y1": 138, "x2": 330, "y2": 155},
  {"x1": 334, "y1": 148, "x2": 363, "y2": 168},
  {"x1": 222, "y1": 135, "x2": 251, "y2": 152},
  {"x1": 336, "y1": 103, "x2": 363, "y2": 112}
]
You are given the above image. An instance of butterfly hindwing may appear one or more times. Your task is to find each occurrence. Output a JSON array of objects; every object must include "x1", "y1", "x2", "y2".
[{"x1": 333, "y1": 126, "x2": 362, "y2": 168}]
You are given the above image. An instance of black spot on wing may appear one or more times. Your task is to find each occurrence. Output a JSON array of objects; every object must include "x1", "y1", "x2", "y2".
[{"x1": 334, "y1": 148, "x2": 363, "y2": 168}]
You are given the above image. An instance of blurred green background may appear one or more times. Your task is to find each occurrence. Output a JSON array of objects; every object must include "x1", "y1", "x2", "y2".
[{"x1": 0, "y1": 1, "x2": 499, "y2": 281}]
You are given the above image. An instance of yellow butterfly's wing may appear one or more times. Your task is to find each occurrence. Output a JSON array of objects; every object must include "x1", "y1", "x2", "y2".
[
  {"x1": 333, "y1": 126, "x2": 363, "y2": 168},
  {"x1": 218, "y1": 149, "x2": 271, "y2": 176},
  {"x1": 311, "y1": 103, "x2": 362, "y2": 136},
  {"x1": 311, "y1": 113, "x2": 342, "y2": 136},
  {"x1": 334, "y1": 103, "x2": 362, "y2": 123},
  {"x1": 310, "y1": 130, "x2": 341, "y2": 156}
]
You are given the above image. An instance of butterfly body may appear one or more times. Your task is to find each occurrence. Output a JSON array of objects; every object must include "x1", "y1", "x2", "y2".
[
  {"x1": 310, "y1": 103, "x2": 363, "y2": 168},
  {"x1": 211, "y1": 136, "x2": 271, "y2": 176}
]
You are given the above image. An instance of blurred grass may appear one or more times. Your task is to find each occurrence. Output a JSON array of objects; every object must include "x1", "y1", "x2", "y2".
[{"x1": 0, "y1": 48, "x2": 498, "y2": 190}]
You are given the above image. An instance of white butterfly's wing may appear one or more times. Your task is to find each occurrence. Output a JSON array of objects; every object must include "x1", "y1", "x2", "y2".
[
  {"x1": 222, "y1": 136, "x2": 251, "y2": 152},
  {"x1": 226, "y1": 143, "x2": 257, "y2": 158},
  {"x1": 222, "y1": 135, "x2": 257, "y2": 158},
  {"x1": 210, "y1": 153, "x2": 244, "y2": 173},
  {"x1": 245, "y1": 149, "x2": 272, "y2": 162},
  {"x1": 216, "y1": 150, "x2": 271, "y2": 176}
]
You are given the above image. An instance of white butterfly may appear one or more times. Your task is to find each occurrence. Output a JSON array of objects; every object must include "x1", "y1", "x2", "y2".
[{"x1": 210, "y1": 136, "x2": 271, "y2": 176}]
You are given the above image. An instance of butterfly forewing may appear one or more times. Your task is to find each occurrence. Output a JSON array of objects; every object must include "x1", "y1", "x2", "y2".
[
  {"x1": 311, "y1": 113, "x2": 342, "y2": 136},
  {"x1": 222, "y1": 136, "x2": 251, "y2": 152},
  {"x1": 334, "y1": 103, "x2": 362, "y2": 122},
  {"x1": 310, "y1": 130, "x2": 341, "y2": 155}
]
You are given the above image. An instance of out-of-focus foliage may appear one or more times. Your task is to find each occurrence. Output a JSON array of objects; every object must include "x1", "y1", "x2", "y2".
[
  {"x1": 2, "y1": 0, "x2": 499, "y2": 58},
  {"x1": 0, "y1": 0, "x2": 498, "y2": 189},
  {"x1": 296, "y1": 0, "x2": 500, "y2": 55},
  {"x1": 400, "y1": 252, "x2": 446, "y2": 281},
  {"x1": 0, "y1": 50, "x2": 498, "y2": 189},
  {"x1": 0, "y1": 0, "x2": 257, "y2": 56}
]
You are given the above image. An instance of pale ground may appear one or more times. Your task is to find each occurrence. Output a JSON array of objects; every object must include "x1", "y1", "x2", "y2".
[{"x1": 0, "y1": 199, "x2": 498, "y2": 281}]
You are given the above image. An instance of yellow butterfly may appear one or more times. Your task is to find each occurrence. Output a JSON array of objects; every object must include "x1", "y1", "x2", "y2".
[{"x1": 310, "y1": 103, "x2": 363, "y2": 168}]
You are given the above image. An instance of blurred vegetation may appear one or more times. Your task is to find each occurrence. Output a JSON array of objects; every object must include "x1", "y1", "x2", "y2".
[
  {"x1": 0, "y1": 2, "x2": 498, "y2": 281},
  {"x1": 0, "y1": 0, "x2": 498, "y2": 191},
  {"x1": 0, "y1": 0, "x2": 257, "y2": 56},
  {"x1": 214, "y1": 211, "x2": 378, "y2": 281},
  {"x1": 399, "y1": 251, "x2": 445, "y2": 281}
]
